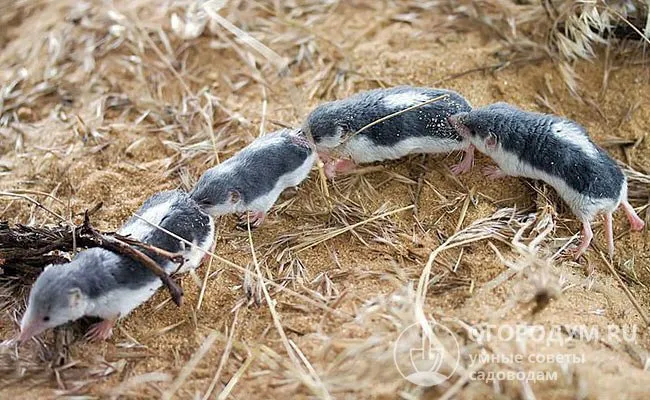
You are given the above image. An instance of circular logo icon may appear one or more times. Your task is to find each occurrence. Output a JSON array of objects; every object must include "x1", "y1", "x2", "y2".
[{"x1": 393, "y1": 320, "x2": 460, "y2": 386}]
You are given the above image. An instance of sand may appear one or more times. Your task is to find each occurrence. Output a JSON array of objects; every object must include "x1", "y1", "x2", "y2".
[{"x1": 1, "y1": 1, "x2": 649, "y2": 399}]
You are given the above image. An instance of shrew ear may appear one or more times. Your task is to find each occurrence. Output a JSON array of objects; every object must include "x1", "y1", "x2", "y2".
[
  {"x1": 68, "y1": 288, "x2": 82, "y2": 308},
  {"x1": 485, "y1": 132, "x2": 497, "y2": 149},
  {"x1": 228, "y1": 190, "x2": 241, "y2": 204},
  {"x1": 453, "y1": 112, "x2": 469, "y2": 123},
  {"x1": 337, "y1": 121, "x2": 351, "y2": 135}
]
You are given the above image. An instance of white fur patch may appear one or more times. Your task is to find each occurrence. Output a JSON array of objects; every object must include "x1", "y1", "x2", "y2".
[
  {"x1": 474, "y1": 140, "x2": 622, "y2": 221},
  {"x1": 382, "y1": 92, "x2": 430, "y2": 109},
  {"x1": 88, "y1": 279, "x2": 162, "y2": 320},
  {"x1": 246, "y1": 151, "x2": 317, "y2": 213},
  {"x1": 119, "y1": 201, "x2": 173, "y2": 239},
  {"x1": 202, "y1": 201, "x2": 235, "y2": 217},
  {"x1": 551, "y1": 121, "x2": 598, "y2": 158},
  {"x1": 340, "y1": 135, "x2": 467, "y2": 164}
]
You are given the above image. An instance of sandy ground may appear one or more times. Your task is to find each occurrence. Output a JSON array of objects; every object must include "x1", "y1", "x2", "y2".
[{"x1": 1, "y1": 1, "x2": 650, "y2": 399}]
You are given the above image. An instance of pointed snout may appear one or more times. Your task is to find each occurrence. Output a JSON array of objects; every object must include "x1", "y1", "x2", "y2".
[{"x1": 17, "y1": 320, "x2": 46, "y2": 344}]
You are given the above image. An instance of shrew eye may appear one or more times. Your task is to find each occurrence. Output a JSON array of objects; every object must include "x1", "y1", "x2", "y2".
[{"x1": 43, "y1": 316, "x2": 50, "y2": 322}]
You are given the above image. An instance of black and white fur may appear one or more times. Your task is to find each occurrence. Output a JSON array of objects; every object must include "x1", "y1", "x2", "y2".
[
  {"x1": 190, "y1": 128, "x2": 316, "y2": 227},
  {"x1": 448, "y1": 102, "x2": 645, "y2": 259},
  {"x1": 302, "y1": 86, "x2": 474, "y2": 178},
  {"x1": 18, "y1": 190, "x2": 214, "y2": 343}
]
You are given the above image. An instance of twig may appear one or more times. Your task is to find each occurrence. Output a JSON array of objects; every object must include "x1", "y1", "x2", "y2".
[
  {"x1": 81, "y1": 213, "x2": 184, "y2": 306},
  {"x1": 1, "y1": 189, "x2": 66, "y2": 206},
  {"x1": 115, "y1": 234, "x2": 185, "y2": 265},
  {"x1": 0, "y1": 191, "x2": 67, "y2": 222}
]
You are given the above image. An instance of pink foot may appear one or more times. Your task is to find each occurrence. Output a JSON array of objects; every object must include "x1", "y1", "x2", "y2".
[
  {"x1": 250, "y1": 211, "x2": 266, "y2": 227},
  {"x1": 324, "y1": 159, "x2": 357, "y2": 179},
  {"x1": 450, "y1": 144, "x2": 475, "y2": 175},
  {"x1": 621, "y1": 200, "x2": 645, "y2": 231},
  {"x1": 483, "y1": 165, "x2": 506, "y2": 180},
  {"x1": 574, "y1": 220, "x2": 594, "y2": 260},
  {"x1": 238, "y1": 211, "x2": 266, "y2": 229},
  {"x1": 85, "y1": 319, "x2": 117, "y2": 342}
]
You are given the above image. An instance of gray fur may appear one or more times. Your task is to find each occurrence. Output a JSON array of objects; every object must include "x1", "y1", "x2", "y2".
[
  {"x1": 189, "y1": 129, "x2": 313, "y2": 211},
  {"x1": 303, "y1": 86, "x2": 472, "y2": 148},
  {"x1": 25, "y1": 249, "x2": 135, "y2": 322},
  {"x1": 122, "y1": 190, "x2": 213, "y2": 264},
  {"x1": 453, "y1": 103, "x2": 624, "y2": 200},
  {"x1": 24, "y1": 190, "x2": 213, "y2": 326}
]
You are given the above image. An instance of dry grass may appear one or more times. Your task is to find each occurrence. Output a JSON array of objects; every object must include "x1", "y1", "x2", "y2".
[
  {"x1": 450, "y1": 0, "x2": 649, "y2": 96},
  {"x1": 1, "y1": 0, "x2": 650, "y2": 399}
]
